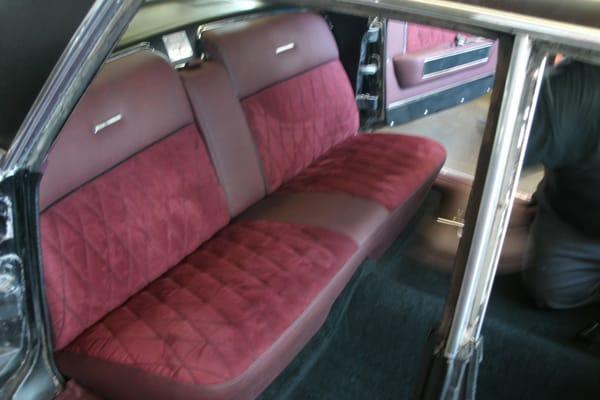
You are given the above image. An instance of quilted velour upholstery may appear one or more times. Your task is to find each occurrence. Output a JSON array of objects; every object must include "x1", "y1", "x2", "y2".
[
  {"x1": 241, "y1": 60, "x2": 359, "y2": 192},
  {"x1": 281, "y1": 133, "x2": 446, "y2": 211},
  {"x1": 406, "y1": 23, "x2": 458, "y2": 53},
  {"x1": 46, "y1": 12, "x2": 449, "y2": 400},
  {"x1": 41, "y1": 125, "x2": 230, "y2": 350},
  {"x1": 57, "y1": 220, "x2": 356, "y2": 388}
]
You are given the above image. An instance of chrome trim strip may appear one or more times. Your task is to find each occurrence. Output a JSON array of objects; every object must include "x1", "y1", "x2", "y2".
[
  {"x1": 444, "y1": 34, "x2": 547, "y2": 358},
  {"x1": 387, "y1": 73, "x2": 493, "y2": 110},
  {"x1": 93, "y1": 114, "x2": 122, "y2": 135},
  {"x1": 402, "y1": 21, "x2": 408, "y2": 53},
  {"x1": 275, "y1": 42, "x2": 295, "y2": 54},
  {"x1": 293, "y1": 0, "x2": 600, "y2": 53},
  {"x1": 422, "y1": 57, "x2": 490, "y2": 79},
  {"x1": 437, "y1": 217, "x2": 465, "y2": 229},
  {"x1": 423, "y1": 42, "x2": 492, "y2": 63},
  {"x1": 439, "y1": 167, "x2": 475, "y2": 182},
  {"x1": 197, "y1": 9, "x2": 304, "y2": 41}
]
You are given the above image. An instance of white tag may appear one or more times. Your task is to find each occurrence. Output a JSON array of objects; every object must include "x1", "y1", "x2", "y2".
[
  {"x1": 276, "y1": 42, "x2": 295, "y2": 55},
  {"x1": 162, "y1": 31, "x2": 194, "y2": 62},
  {"x1": 93, "y1": 114, "x2": 122, "y2": 135}
]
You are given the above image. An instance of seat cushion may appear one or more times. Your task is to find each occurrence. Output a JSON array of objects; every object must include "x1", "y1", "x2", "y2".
[
  {"x1": 56, "y1": 220, "x2": 357, "y2": 400},
  {"x1": 280, "y1": 133, "x2": 446, "y2": 211}
]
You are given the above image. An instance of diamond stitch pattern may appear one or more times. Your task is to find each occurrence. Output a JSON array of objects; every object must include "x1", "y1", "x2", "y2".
[
  {"x1": 59, "y1": 220, "x2": 356, "y2": 386},
  {"x1": 41, "y1": 125, "x2": 230, "y2": 350},
  {"x1": 241, "y1": 60, "x2": 359, "y2": 192},
  {"x1": 280, "y1": 133, "x2": 446, "y2": 210}
]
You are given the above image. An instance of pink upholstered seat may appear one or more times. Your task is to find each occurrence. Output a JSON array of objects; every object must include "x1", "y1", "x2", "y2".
[
  {"x1": 44, "y1": 11, "x2": 446, "y2": 400},
  {"x1": 202, "y1": 11, "x2": 446, "y2": 213},
  {"x1": 42, "y1": 49, "x2": 366, "y2": 400},
  {"x1": 56, "y1": 220, "x2": 356, "y2": 400}
]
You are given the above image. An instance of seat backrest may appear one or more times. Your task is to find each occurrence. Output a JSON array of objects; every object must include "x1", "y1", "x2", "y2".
[
  {"x1": 40, "y1": 50, "x2": 230, "y2": 350},
  {"x1": 202, "y1": 12, "x2": 359, "y2": 192}
]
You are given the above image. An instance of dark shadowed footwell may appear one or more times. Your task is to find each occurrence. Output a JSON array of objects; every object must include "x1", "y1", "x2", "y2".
[{"x1": 259, "y1": 191, "x2": 600, "y2": 400}]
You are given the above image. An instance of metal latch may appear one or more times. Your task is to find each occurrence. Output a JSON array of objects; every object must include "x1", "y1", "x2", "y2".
[
  {"x1": 356, "y1": 94, "x2": 379, "y2": 111},
  {"x1": 0, "y1": 255, "x2": 20, "y2": 297},
  {"x1": 437, "y1": 217, "x2": 465, "y2": 238},
  {"x1": 365, "y1": 20, "x2": 382, "y2": 43},
  {"x1": 358, "y1": 63, "x2": 378, "y2": 75},
  {"x1": 0, "y1": 197, "x2": 13, "y2": 244}
]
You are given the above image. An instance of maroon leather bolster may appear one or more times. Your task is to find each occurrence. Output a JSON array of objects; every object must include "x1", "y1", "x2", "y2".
[{"x1": 201, "y1": 12, "x2": 339, "y2": 98}]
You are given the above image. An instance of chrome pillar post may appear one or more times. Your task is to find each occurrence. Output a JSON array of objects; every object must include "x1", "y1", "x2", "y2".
[
  {"x1": 416, "y1": 33, "x2": 548, "y2": 400},
  {"x1": 444, "y1": 34, "x2": 547, "y2": 361}
]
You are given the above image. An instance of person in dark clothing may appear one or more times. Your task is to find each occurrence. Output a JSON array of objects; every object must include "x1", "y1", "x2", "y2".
[{"x1": 523, "y1": 60, "x2": 600, "y2": 309}]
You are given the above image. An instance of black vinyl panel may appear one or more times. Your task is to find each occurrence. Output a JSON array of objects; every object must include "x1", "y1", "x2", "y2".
[
  {"x1": 387, "y1": 75, "x2": 494, "y2": 125},
  {"x1": 423, "y1": 46, "x2": 491, "y2": 76}
]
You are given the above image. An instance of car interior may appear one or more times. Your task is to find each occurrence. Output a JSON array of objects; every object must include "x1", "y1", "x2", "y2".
[{"x1": 30, "y1": 2, "x2": 599, "y2": 400}]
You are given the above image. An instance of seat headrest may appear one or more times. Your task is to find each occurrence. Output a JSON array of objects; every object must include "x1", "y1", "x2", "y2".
[
  {"x1": 201, "y1": 12, "x2": 339, "y2": 98},
  {"x1": 40, "y1": 50, "x2": 194, "y2": 210}
]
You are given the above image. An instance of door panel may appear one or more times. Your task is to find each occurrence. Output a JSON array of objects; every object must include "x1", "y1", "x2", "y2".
[{"x1": 386, "y1": 21, "x2": 497, "y2": 125}]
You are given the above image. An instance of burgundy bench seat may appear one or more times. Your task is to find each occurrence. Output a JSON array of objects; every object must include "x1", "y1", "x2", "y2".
[
  {"x1": 41, "y1": 49, "x2": 367, "y2": 400},
  {"x1": 56, "y1": 220, "x2": 356, "y2": 400},
  {"x1": 44, "y1": 11, "x2": 446, "y2": 400}
]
